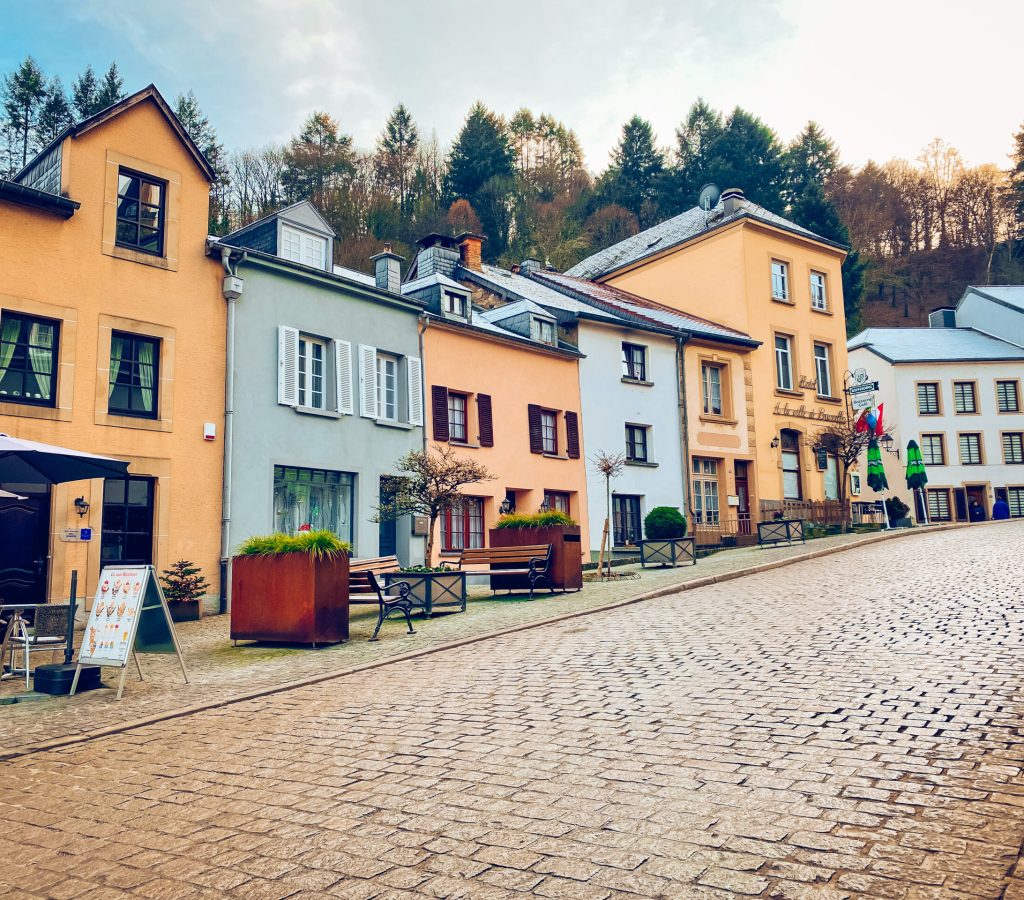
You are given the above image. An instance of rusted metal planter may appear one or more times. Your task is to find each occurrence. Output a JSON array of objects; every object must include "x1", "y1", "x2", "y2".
[
  {"x1": 488, "y1": 525, "x2": 583, "y2": 592},
  {"x1": 230, "y1": 552, "x2": 349, "y2": 645},
  {"x1": 638, "y1": 537, "x2": 697, "y2": 568}
]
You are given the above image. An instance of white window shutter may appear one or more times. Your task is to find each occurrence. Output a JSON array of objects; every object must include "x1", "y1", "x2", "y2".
[
  {"x1": 407, "y1": 357, "x2": 423, "y2": 426},
  {"x1": 278, "y1": 325, "x2": 299, "y2": 406},
  {"x1": 359, "y1": 344, "x2": 378, "y2": 419},
  {"x1": 334, "y1": 340, "x2": 354, "y2": 415}
]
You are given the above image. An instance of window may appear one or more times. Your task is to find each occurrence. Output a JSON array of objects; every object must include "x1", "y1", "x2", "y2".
[
  {"x1": 701, "y1": 363, "x2": 723, "y2": 416},
  {"x1": 810, "y1": 272, "x2": 828, "y2": 311},
  {"x1": 850, "y1": 472, "x2": 862, "y2": 496},
  {"x1": 1003, "y1": 432, "x2": 1024, "y2": 464},
  {"x1": 953, "y1": 381, "x2": 977, "y2": 414},
  {"x1": 612, "y1": 495, "x2": 642, "y2": 546},
  {"x1": 958, "y1": 433, "x2": 982, "y2": 465},
  {"x1": 281, "y1": 225, "x2": 327, "y2": 269},
  {"x1": 531, "y1": 317, "x2": 556, "y2": 345},
  {"x1": 997, "y1": 381, "x2": 1020, "y2": 413},
  {"x1": 781, "y1": 430, "x2": 802, "y2": 499},
  {"x1": 442, "y1": 497, "x2": 484, "y2": 551},
  {"x1": 541, "y1": 410, "x2": 557, "y2": 454},
  {"x1": 443, "y1": 290, "x2": 467, "y2": 317},
  {"x1": 273, "y1": 466, "x2": 355, "y2": 545},
  {"x1": 1009, "y1": 487, "x2": 1024, "y2": 518},
  {"x1": 108, "y1": 332, "x2": 159, "y2": 418},
  {"x1": 116, "y1": 169, "x2": 165, "y2": 255},
  {"x1": 298, "y1": 336, "x2": 327, "y2": 409},
  {"x1": 927, "y1": 489, "x2": 952, "y2": 522},
  {"x1": 622, "y1": 343, "x2": 647, "y2": 381},
  {"x1": 447, "y1": 392, "x2": 468, "y2": 442},
  {"x1": 774, "y1": 334, "x2": 794, "y2": 391},
  {"x1": 920, "y1": 434, "x2": 946, "y2": 466},
  {"x1": 917, "y1": 382, "x2": 940, "y2": 415},
  {"x1": 376, "y1": 353, "x2": 398, "y2": 421},
  {"x1": 543, "y1": 491, "x2": 570, "y2": 514},
  {"x1": 771, "y1": 260, "x2": 789, "y2": 301},
  {"x1": 101, "y1": 477, "x2": 155, "y2": 566},
  {"x1": 625, "y1": 424, "x2": 649, "y2": 462},
  {"x1": 692, "y1": 457, "x2": 720, "y2": 526},
  {"x1": 813, "y1": 343, "x2": 833, "y2": 398},
  {"x1": 0, "y1": 312, "x2": 58, "y2": 406}
]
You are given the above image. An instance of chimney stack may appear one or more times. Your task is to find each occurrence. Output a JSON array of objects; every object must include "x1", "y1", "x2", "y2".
[
  {"x1": 721, "y1": 187, "x2": 746, "y2": 216},
  {"x1": 457, "y1": 232, "x2": 485, "y2": 272},
  {"x1": 370, "y1": 244, "x2": 405, "y2": 294},
  {"x1": 520, "y1": 258, "x2": 541, "y2": 276}
]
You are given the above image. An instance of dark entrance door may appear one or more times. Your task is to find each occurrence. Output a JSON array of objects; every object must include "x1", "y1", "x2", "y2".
[
  {"x1": 735, "y1": 461, "x2": 751, "y2": 534},
  {"x1": 965, "y1": 485, "x2": 987, "y2": 521},
  {"x1": 378, "y1": 476, "x2": 398, "y2": 558},
  {"x1": 101, "y1": 476, "x2": 155, "y2": 567},
  {"x1": 0, "y1": 487, "x2": 50, "y2": 604}
]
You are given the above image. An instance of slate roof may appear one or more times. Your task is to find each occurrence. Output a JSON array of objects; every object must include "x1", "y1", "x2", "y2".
[
  {"x1": 333, "y1": 265, "x2": 375, "y2": 287},
  {"x1": 958, "y1": 285, "x2": 1024, "y2": 313},
  {"x1": 848, "y1": 327, "x2": 1024, "y2": 363},
  {"x1": 565, "y1": 197, "x2": 842, "y2": 280}
]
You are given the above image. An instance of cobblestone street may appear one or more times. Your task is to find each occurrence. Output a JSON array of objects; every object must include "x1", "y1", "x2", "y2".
[{"x1": 1, "y1": 521, "x2": 1022, "y2": 899}]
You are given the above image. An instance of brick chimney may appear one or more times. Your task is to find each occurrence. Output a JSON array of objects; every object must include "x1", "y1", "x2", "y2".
[
  {"x1": 457, "y1": 232, "x2": 485, "y2": 272},
  {"x1": 370, "y1": 242, "x2": 404, "y2": 294},
  {"x1": 721, "y1": 187, "x2": 746, "y2": 216}
]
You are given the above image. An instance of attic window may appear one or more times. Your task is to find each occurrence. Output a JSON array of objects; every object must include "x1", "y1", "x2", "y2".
[
  {"x1": 531, "y1": 316, "x2": 556, "y2": 345},
  {"x1": 281, "y1": 225, "x2": 327, "y2": 270},
  {"x1": 443, "y1": 290, "x2": 468, "y2": 318}
]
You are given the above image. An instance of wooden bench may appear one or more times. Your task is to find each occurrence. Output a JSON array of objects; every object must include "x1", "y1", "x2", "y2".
[
  {"x1": 348, "y1": 556, "x2": 416, "y2": 641},
  {"x1": 457, "y1": 544, "x2": 552, "y2": 600}
]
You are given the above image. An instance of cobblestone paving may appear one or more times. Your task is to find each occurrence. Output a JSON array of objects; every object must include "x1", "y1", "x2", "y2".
[
  {"x1": 1, "y1": 522, "x2": 1022, "y2": 899},
  {"x1": 3, "y1": 530, "x2": 895, "y2": 757}
]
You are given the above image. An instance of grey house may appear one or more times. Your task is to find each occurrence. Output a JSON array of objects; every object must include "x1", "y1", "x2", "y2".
[{"x1": 210, "y1": 201, "x2": 425, "y2": 565}]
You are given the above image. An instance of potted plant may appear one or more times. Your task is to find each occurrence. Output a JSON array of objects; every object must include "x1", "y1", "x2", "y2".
[
  {"x1": 638, "y1": 507, "x2": 696, "y2": 567},
  {"x1": 383, "y1": 564, "x2": 467, "y2": 617},
  {"x1": 231, "y1": 530, "x2": 350, "y2": 645},
  {"x1": 160, "y1": 559, "x2": 209, "y2": 622},
  {"x1": 885, "y1": 496, "x2": 912, "y2": 528},
  {"x1": 489, "y1": 510, "x2": 583, "y2": 591}
]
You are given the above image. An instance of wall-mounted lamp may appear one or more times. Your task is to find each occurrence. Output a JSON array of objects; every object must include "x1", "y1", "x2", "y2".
[
  {"x1": 538, "y1": 499, "x2": 550, "y2": 513},
  {"x1": 770, "y1": 436, "x2": 780, "y2": 449},
  {"x1": 499, "y1": 498, "x2": 512, "y2": 515},
  {"x1": 74, "y1": 496, "x2": 90, "y2": 518},
  {"x1": 880, "y1": 433, "x2": 900, "y2": 459}
]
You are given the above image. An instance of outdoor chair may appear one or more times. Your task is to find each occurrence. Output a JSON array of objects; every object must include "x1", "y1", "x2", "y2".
[{"x1": 1, "y1": 604, "x2": 70, "y2": 690}]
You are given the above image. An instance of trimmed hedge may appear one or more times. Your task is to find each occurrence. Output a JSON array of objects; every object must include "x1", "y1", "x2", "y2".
[{"x1": 643, "y1": 506, "x2": 687, "y2": 540}]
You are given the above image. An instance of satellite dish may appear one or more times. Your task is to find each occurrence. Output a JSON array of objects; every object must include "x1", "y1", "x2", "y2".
[{"x1": 698, "y1": 183, "x2": 721, "y2": 216}]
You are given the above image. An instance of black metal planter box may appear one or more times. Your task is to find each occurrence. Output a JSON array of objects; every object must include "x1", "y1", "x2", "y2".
[
  {"x1": 757, "y1": 518, "x2": 805, "y2": 547},
  {"x1": 638, "y1": 537, "x2": 697, "y2": 567},
  {"x1": 383, "y1": 571, "x2": 466, "y2": 617}
]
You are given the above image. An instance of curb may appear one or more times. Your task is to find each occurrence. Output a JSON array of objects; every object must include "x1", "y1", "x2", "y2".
[{"x1": 0, "y1": 524, "x2": 968, "y2": 762}]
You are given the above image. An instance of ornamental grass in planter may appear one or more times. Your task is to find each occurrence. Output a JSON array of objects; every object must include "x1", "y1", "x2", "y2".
[
  {"x1": 231, "y1": 530, "x2": 351, "y2": 645},
  {"x1": 638, "y1": 506, "x2": 696, "y2": 568},
  {"x1": 490, "y1": 510, "x2": 583, "y2": 591},
  {"x1": 383, "y1": 564, "x2": 466, "y2": 617}
]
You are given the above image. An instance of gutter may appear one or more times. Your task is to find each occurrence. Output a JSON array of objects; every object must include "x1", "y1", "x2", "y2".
[
  {"x1": 676, "y1": 335, "x2": 692, "y2": 527},
  {"x1": 418, "y1": 315, "x2": 429, "y2": 450},
  {"x1": 0, "y1": 180, "x2": 79, "y2": 218}
]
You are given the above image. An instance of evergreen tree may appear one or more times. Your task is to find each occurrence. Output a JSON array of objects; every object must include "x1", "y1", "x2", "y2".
[
  {"x1": 599, "y1": 115, "x2": 664, "y2": 223},
  {"x1": 175, "y1": 90, "x2": 230, "y2": 233},
  {"x1": 1010, "y1": 121, "x2": 1024, "y2": 236},
  {"x1": 281, "y1": 111, "x2": 355, "y2": 207},
  {"x1": 785, "y1": 121, "x2": 840, "y2": 201},
  {"x1": 2, "y1": 56, "x2": 47, "y2": 170},
  {"x1": 671, "y1": 98, "x2": 724, "y2": 208},
  {"x1": 375, "y1": 103, "x2": 420, "y2": 218},
  {"x1": 36, "y1": 77, "x2": 73, "y2": 148},
  {"x1": 72, "y1": 65, "x2": 99, "y2": 118},
  {"x1": 446, "y1": 102, "x2": 515, "y2": 203},
  {"x1": 702, "y1": 107, "x2": 786, "y2": 212},
  {"x1": 94, "y1": 62, "x2": 125, "y2": 110}
]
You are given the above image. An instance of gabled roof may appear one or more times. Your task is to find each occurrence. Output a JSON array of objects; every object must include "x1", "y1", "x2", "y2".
[
  {"x1": 16, "y1": 84, "x2": 215, "y2": 183},
  {"x1": 402, "y1": 272, "x2": 468, "y2": 295},
  {"x1": 221, "y1": 199, "x2": 336, "y2": 248},
  {"x1": 565, "y1": 197, "x2": 845, "y2": 280},
  {"x1": 848, "y1": 327, "x2": 1024, "y2": 363},
  {"x1": 479, "y1": 296, "x2": 556, "y2": 324},
  {"x1": 957, "y1": 285, "x2": 1024, "y2": 313}
]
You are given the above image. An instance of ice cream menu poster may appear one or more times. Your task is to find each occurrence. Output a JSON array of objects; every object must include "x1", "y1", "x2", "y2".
[{"x1": 80, "y1": 566, "x2": 149, "y2": 666}]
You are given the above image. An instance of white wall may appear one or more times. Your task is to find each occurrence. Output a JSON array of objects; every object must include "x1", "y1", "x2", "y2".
[
  {"x1": 957, "y1": 293, "x2": 1024, "y2": 349},
  {"x1": 578, "y1": 321, "x2": 686, "y2": 552}
]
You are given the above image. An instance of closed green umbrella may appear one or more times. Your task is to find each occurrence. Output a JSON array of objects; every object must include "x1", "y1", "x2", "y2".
[
  {"x1": 906, "y1": 439, "x2": 929, "y2": 525},
  {"x1": 866, "y1": 438, "x2": 888, "y2": 491}
]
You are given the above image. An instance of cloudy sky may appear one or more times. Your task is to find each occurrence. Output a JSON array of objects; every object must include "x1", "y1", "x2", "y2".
[{"x1": 4, "y1": 0, "x2": 1022, "y2": 174}]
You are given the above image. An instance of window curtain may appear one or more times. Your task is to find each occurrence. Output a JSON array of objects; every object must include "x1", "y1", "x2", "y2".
[
  {"x1": 137, "y1": 340, "x2": 154, "y2": 413},
  {"x1": 0, "y1": 318, "x2": 19, "y2": 381},
  {"x1": 26, "y1": 323, "x2": 53, "y2": 399},
  {"x1": 108, "y1": 335, "x2": 125, "y2": 401}
]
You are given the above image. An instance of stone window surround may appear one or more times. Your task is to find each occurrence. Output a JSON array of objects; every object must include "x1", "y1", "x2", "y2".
[
  {"x1": 698, "y1": 352, "x2": 736, "y2": 423},
  {"x1": 95, "y1": 314, "x2": 175, "y2": 432}
]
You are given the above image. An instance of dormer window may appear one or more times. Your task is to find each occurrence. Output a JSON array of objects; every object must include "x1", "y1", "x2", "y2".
[
  {"x1": 281, "y1": 225, "x2": 327, "y2": 270},
  {"x1": 443, "y1": 290, "x2": 468, "y2": 318},
  {"x1": 531, "y1": 317, "x2": 556, "y2": 345}
]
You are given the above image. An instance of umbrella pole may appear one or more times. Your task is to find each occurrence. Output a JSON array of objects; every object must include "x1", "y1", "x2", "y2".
[{"x1": 919, "y1": 488, "x2": 929, "y2": 526}]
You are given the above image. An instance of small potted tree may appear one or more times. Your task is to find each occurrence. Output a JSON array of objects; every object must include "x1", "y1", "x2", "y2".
[
  {"x1": 160, "y1": 559, "x2": 209, "y2": 622},
  {"x1": 638, "y1": 507, "x2": 696, "y2": 567},
  {"x1": 231, "y1": 530, "x2": 350, "y2": 645},
  {"x1": 885, "y1": 496, "x2": 912, "y2": 528}
]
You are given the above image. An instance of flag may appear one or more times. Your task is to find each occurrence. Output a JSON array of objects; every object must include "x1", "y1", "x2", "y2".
[{"x1": 874, "y1": 403, "x2": 885, "y2": 436}]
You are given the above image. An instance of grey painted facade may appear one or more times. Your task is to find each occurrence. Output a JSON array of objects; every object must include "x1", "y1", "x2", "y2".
[{"x1": 214, "y1": 203, "x2": 426, "y2": 564}]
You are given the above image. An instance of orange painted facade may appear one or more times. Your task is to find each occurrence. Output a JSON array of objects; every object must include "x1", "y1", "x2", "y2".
[
  {"x1": 0, "y1": 90, "x2": 224, "y2": 605},
  {"x1": 422, "y1": 320, "x2": 590, "y2": 564}
]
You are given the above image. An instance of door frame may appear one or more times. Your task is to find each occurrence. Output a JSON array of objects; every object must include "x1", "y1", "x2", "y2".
[{"x1": 0, "y1": 484, "x2": 52, "y2": 605}]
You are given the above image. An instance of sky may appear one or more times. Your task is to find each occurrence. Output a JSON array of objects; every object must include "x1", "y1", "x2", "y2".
[{"x1": 3, "y1": 0, "x2": 1022, "y2": 177}]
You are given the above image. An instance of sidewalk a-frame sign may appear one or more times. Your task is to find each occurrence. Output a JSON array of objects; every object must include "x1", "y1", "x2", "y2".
[{"x1": 71, "y1": 565, "x2": 189, "y2": 700}]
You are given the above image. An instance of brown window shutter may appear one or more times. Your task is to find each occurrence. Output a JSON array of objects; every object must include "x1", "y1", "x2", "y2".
[
  {"x1": 477, "y1": 394, "x2": 494, "y2": 447},
  {"x1": 431, "y1": 385, "x2": 449, "y2": 441},
  {"x1": 565, "y1": 411, "x2": 581, "y2": 459},
  {"x1": 527, "y1": 404, "x2": 543, "y2": 454}
]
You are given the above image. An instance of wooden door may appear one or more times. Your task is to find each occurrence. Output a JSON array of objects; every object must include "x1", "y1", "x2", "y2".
[{"x1": 0, "y1": 488, "x2": 50, "y2": 605}]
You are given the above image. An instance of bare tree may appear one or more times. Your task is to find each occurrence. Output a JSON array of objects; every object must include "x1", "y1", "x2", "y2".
[{"x1": 591, "y1": 450, "x2": 626, "y2": 578}]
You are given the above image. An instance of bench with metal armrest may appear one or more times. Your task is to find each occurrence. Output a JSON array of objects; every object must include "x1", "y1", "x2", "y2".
[
  {"x1": 347, "y1": 556, "x2": 416, "y2": 641},
  {"x1": 457, "y1": 544, "x2": 553, "y2": 600}
]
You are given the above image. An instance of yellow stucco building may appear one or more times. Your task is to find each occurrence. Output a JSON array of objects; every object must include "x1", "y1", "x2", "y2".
[
  {"x1": 567, "y1": 188, "x2": 850, "y2": 517},
  {"x1": 0, "y1": 85, "x2": 224, "y2": 607}
]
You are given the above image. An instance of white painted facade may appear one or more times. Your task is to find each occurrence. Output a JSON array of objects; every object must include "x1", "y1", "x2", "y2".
[{"x1": 956, "y1": 287, "x2": 1024, "y2": 349}]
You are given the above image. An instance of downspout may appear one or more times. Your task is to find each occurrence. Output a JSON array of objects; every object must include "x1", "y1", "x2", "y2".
[
  {"x1": 219, "y1": 246, "x2": 245, "y2": 613},
  {"x1": 418, "y1": 314, "x2": 429, "y2": 450},
  {"x1": 676, "y1": 335, "x2": 692, "y2": 530}
]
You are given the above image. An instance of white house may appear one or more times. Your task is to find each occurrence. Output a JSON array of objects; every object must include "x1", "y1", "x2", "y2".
[
  {"x1": 953, "y1": 285, "x2": 1024, "y2": 348},
  {"x1": 848, "y1": 325, "x2": 1024, "y2": 522}
]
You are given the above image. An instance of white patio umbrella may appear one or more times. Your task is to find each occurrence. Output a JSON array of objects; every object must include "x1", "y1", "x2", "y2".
[{"x1": 0, "y1": 433, "x2": 129, "y2": 484}]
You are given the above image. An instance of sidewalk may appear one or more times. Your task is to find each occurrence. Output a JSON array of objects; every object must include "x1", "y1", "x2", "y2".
[{"x1": 0, "y1": 527, "x2": 940, "y2": 758}]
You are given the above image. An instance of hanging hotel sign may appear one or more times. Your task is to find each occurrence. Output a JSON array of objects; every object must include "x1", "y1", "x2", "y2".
[
  {"x1": 773, "y1": 401, "x2": 846, "y2": 423},
  {"x1": 849, "y1": 381, "x2": 879, "y2": 395}
]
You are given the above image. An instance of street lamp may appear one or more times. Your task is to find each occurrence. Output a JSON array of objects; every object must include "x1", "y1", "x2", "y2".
[{"x1": 880, "y1": 433, "x2": 900, "y2": 459}]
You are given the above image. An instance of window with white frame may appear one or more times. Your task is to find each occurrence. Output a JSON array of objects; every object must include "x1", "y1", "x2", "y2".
[
  {"x1": 442, "y1": 290, "x2": 467, "y2": 317},
  {"x1": 701, "y1": 363, "x2": 723, "y2": 416},
  {"x1": 774, "y1": 334, "x2": 794, "y2": 391},
  {"x1": 442, "y1": 497, "x2": 484, "y2": 551},
  {"x1": 958, "y1": 433, "x2": 982, "y2": 465},
  {"x1": 813, "y1": 343, "x2": 833, "y2": 397},
  {"x1": 692, "y1": 457, "x2": 720, "y2": 526},
  {"x1": 541, "y1": 410, "x2": 557, "y2": 454},
  {"x1": 921, "y1": 434, "x2": 946, "y2": 466},
  {"x1": 771, "y1": 260, "x2": 789, "y2": 301},
  {"x1": 298, "y1": 336, "x2": 327, "y2": 409},
  {"x1": 1003, "y1": 432, "x2": 1024, "y2": 464},
  {"x1": 447, "y1": 392, "x2": 468, "y2": 442},
  {"x1": 810, "y1": 271, "x2": 828, "y2": 310},
  {"x1": 531, "y1": 317, "x2": 556, "y2": 345},
  {"x1": 281, "y1": 225, "x2": 327, "y2": 270},
  {"x1": 376, "y1": 353, "x2": 398, "y2": 421}
]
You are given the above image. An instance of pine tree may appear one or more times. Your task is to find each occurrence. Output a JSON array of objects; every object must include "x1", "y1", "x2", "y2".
[
  {"x1": 36, "y1": 77, "x2": 74, "y2": 149},
  {"x1": 446, "y1": 102, "x2": 515, "y2": 203},
  {"x1": 281, "y1": 111, "x2": 355, "y2": 207},
  {"x1": 160, "y1": 559, "x2": 209, "y2": 603},
  {"x1": 1010, "y1": 121, "x2": 1024, "y2": 237},
  {"x1": 784, "y1": 121, "x2": 840, "y2": 208},
  {"x1": 174, "y1": 90, "x2": 230, "y2": 233},
  {"x1": 600, "y1": 115, "x2": 664, "y2": 223},
  {"x1": 702, "y1": 107, "x2": 786, "y2": 212},
  {"x1": 672, "y1": 98, "x2": 725, "y2": 208},
  {"x1": 2, "y1": 56, "x2": 47, "y2": 170},
  {"x1": 72, "y1": 65, "x2": 99, "y2": 118},
  {"x1": 94, "y1": 62, "x2": 125, "y2": 110},
  {"x1": 375, "y1": 103, "x2": 420, "y2": 218}
]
